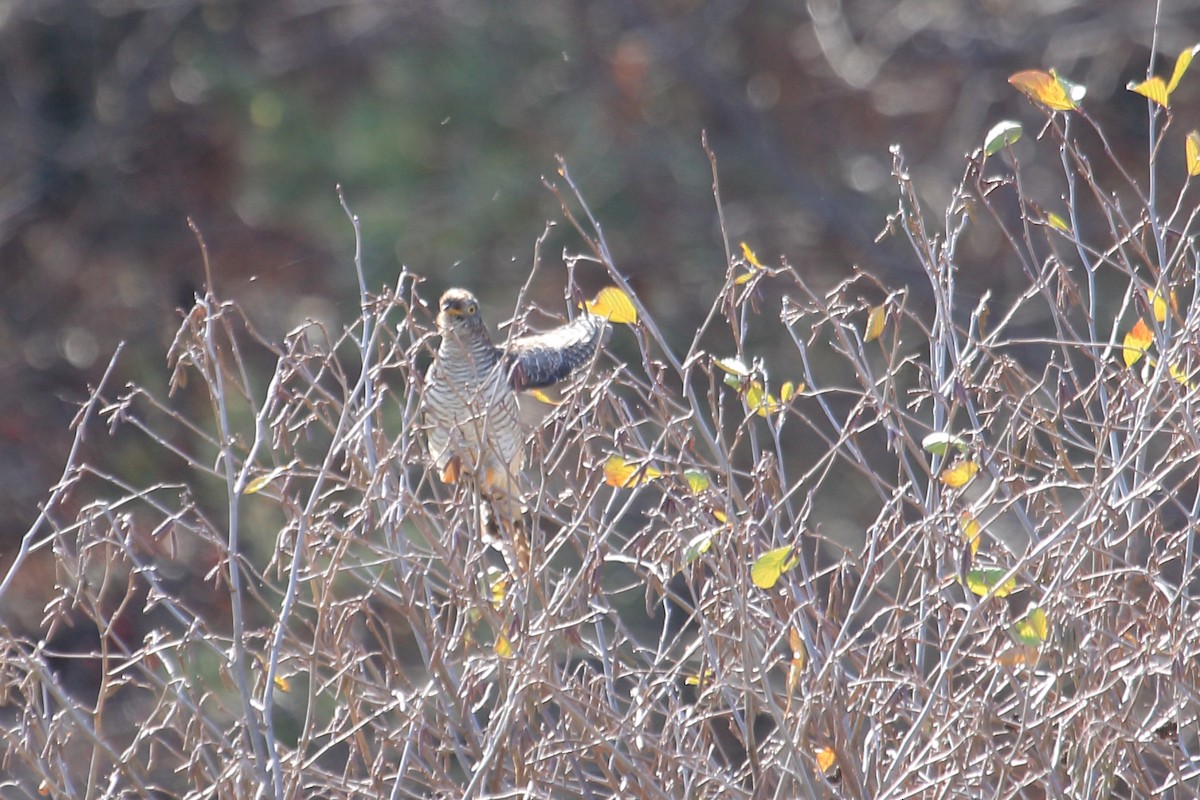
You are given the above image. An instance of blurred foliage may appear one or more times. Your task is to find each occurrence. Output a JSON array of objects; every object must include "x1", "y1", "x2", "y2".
[{"x1": 2, "y1": 0, "x2": 1200, "y2": 625}]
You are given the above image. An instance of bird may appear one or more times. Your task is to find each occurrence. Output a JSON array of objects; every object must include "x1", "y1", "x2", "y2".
[{"x1": 423, "y1": 287, "x2": 609, "y2": 571}]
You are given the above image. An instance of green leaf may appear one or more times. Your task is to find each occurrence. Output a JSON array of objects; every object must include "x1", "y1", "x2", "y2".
[
  {"x1": 983, "y1": 120, "x2": 1022, "y2": 155},
  {"x1": 1010, "y1": 606, "x2": 1049, "y2": 646},
  {"x1": 684, "y1": 469, "x2": 710, "y2": 494},
  {"x1": 683, "y1": 531, "x2": 715, "y2": 565},
  {"x1": 965, "y1": 568, "x2": 1018, "y2": 598},
  {"x1": 922, "y1": 432, "x2": 969, "y2": 456}
]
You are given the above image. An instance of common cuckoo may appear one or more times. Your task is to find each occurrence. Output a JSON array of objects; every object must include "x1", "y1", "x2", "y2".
[{"x1": 423, "y1": 288, "x2": 608, "y2": 569}]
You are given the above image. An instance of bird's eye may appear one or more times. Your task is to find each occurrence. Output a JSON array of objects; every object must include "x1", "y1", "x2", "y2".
[{"x1": 466, "y1": 303, "x2": 477, "y2": 315}]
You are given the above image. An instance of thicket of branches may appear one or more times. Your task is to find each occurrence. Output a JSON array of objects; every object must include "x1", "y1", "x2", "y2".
[{"x1": 4, "y1": 52, "x2": 1200, "y2": 799}]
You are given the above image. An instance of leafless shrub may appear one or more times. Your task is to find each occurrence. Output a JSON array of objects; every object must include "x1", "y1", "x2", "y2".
[{"x1": 4, "y1": 55, "x2": 1200, "y2": 800}]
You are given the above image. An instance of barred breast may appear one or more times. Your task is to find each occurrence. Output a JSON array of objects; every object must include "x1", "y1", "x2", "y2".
[{"x1": 424, "y1": 336, "x2": 525, "y2": 479}]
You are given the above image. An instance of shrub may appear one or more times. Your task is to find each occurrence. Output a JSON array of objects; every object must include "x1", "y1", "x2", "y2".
[{"x1": 4, "y1": 51, "x2": 1200, "y2": 799}]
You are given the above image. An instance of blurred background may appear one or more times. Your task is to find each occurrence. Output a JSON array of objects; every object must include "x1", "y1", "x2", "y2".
[{"x1": 2, "y1": 0, "x2": 1198, "y2": 614}]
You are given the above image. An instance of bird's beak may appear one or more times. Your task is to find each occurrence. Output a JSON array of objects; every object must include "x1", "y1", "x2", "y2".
[{"x1": 442, "y1": 302, "x2": 463, "y2": 317}]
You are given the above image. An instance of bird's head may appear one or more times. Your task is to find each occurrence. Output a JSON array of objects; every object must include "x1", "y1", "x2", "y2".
[{"x1": 436, "y1": 288, "x2": 485, "y2": 337}]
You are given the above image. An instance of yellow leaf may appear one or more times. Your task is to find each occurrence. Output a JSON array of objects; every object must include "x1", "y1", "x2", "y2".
[
  {"x1": 965, "y1": 567, "x2": 1018, "y2": 598},
  {"x1": 751, "y1": 545, "x2": 799, "y2": 589},
  {"x1": 1123, "y1": 318, "x2": 1153, "y2": 367},
  {"x1": 582, "y1": 286, "x2": 638, "y2": 324},
  {"x1": 274, "y1": 674, "x2": 291, "y2": 693},
  {"x1": 1047, "y1": 212, "x2": 1070, "y2": 233},
  {"x1": 528, "y1": 388, "x2": 562, "y2": 405},
  {"x1": 1147, "y1": 288, "x2": 1178, "y2": 323},
  {"x1": 940, "y1": 460, "x2": 979, "y2": 488},
  {"x1": 1167, "y1": 44, "x2": 1200, "y2": 95},
  {"x1": 815, "y1": 747, "x2": 837, "y2": 774},
  {"x1": 865, "y1": 304, "x2": 887, "y2": 342},
  {"x1": 780, "y1": 381, "x2": 796, "y2": 402},
  {"x1": 1008, "y1": 69, "x2": 1079, "y2": 111},
  {"x1": 486, "y1": 566, "x2": 508, "y2": 608},
  {"x1": 1170, "y1": 363, "x2": 1194, "y2": 388},
  {"x1": 603, "y1": 455, "x2": 661, "y2": 488},
  {"x1": 711, "y1": 508, "x2": 728, "y2": 524},
  {"x1": 244, "y1": 466, "x2": 288, "y2": 495},
  {"x1": 495, "y1": 634, "x2": 514, "y2": 659},
  {"x1": 733, "y1": 271, "x2": 756, "y2": 285},
  {"x1": 740, "y1": 242, "x2": 764, "y2": 270},
  {"x1": 684, "y1": 469, "x2": 710, "y2": 493},
  {"x1": 685, "y1": 668, "x2": 714, "y2": 687},
  {"x1": 1011, "y1": 606, "x2": 1049, "y2": 646},
  {"x1": 959, "y1": 511, "x2": 982, "y2": 558},
  {"x1": 1128, "y1": 76, "x2": 1169, "y2": 107},
  {"x1": 1187, "y1": 131, "x2": 1200, "y2": 177},
  {"x1": 746, "y1": 381, "x2": 781, "y2": 417}
]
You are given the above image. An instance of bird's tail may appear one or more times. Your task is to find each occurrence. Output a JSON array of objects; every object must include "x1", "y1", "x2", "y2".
[{"x1": 480, "y1": 497, "x2": 530, "y2": 573}]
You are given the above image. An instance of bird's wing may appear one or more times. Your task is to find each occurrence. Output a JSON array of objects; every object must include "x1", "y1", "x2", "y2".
[{"x1": 504, "y1": 313, "x2": 609, "y2": 391}]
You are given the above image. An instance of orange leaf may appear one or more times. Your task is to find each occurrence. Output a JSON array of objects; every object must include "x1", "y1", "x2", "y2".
[
  {"x1": 603, "y1": 455, "x2": 661, "y2": 488},
  {"x1": 1123, "y1": 318, "x2": 1153, "y2": 367},
  {"x1": 1008, "y1": 69, "x2": 1080, "y2": 111},
  {"x1": 940, "y1": 460, "x2": 979, "y2": 488},
  {"x1": 815, "y1": 747, "x2": 837, "y2": 774}
]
